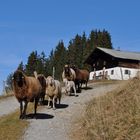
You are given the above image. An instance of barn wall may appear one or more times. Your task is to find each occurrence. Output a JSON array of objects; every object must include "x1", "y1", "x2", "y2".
[
  {"x1": 89, "y1": 49, "x2": 118, "y2": 70},
  {"x1": 118, "y1": 61, "x2": 139, "y2": 69},
  {"x1": 92, "y1": 58, "x2": 118, "y2": 70},
  {"x1": 89, "y1": 67, "x2": 139, "y2": 80}
]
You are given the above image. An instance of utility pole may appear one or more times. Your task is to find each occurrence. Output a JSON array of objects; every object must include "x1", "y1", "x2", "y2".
[{"x1": 52, "y1": 66, "x2": 55, "y2": 79}]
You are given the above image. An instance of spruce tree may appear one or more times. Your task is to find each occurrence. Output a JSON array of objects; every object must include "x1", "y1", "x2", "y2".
[
  {"x1": 12, "y1": 28, "x2": 113, "y2": 81},
  {"x1": 74, "y1": 34, "x2": 83, "y2": 68},
  {"x1": 36, "y1": 51, "x2": 47, "y2": 74},
  {"x1": 25, "y1": 51, "x2": 38, "y2": 76},
  {"x1": 67, "y1": 40, "x2": 76, "y2": 65},
  {"x1": 46, "y1": 49, "x2": 55, "y2": 76},
  {"x1": 102, "y1": 29, "x2": 112, "y2": 49},
  {"x1": 53, "y1": 41, "x2": 67, "y2": 80},
  {"x1": 17, "y1": 61, "x2": 25, "y2": 71},
  {"x1": 5, "y1": 73, "x2": 13, "y2": 91},
  {"x1": 67, "y1": 34, "x2": 84, "y2": 68}
]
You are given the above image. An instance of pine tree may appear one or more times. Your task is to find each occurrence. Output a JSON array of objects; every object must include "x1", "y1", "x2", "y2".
[
  {"x1": 36, "y1": 51, "x2": 47, "y2": 74},
  {"x1": 89, "y1": 30, "x2": 96, "y2": 48},
  {"x1": 53, "y1": 41, "x2": 67, "y2": 80},
  {"x1": 17, "y1": 61, "x2": 25, "y2": 71},
  {"x1": 67, "y1": 34, "x2": 83, "y2": 68},
  {"x1": 102, "y1": 29, "x2": 112, "y2": 49},
  {"x1": 46, "y1": 49, "x2": 55, "y2": 76},
  {"x1": 5, "y1": 73, "x2": 13, "y2": 90},
  {"x1": 88, "y1": 29, "x2": 112, "y2": 49},
  {"x1": 25, "y1": 51, "x2": 38, "y2": 76},
  {"x1": 67, "y1": 40, "x2": 76, "y2": 65},
  {"x1": 74, "y1": 34, "x2": 83, "y2": 68},
  {"x1": 12, "y1": 28, "x2": 113, "y2": 81}
]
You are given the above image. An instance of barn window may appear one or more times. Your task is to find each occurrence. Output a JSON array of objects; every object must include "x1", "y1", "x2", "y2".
[
  {"x1": 125, "y1": 70, "x2": 131, "y2": 75},
  {"x1": 111, "y1": 70, "x2": 114, "y2": 75}
]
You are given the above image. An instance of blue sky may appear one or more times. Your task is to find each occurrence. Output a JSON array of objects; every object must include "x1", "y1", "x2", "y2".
[{"x1": 0, "y1": 0, "x2": 140, "y2": 94}]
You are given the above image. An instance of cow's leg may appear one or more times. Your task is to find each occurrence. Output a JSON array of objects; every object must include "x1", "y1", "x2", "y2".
[
  {"x1": 34, "y1": 98, "x2": 39, "y2": 115},
  {"x1": 73, "y1": 84, "x2": 77, "y2": 96},
  {"x1": 19, "y1": 101, "x2": 23, "y2": 119},
  {"x1": 47, "y1": 97, "x2": 51, "y2": 109},
  {"x1": 22, "y1": 101, "x2": 28, "y2": 119},
  {"x1": 52, "y1": 96, "x2": 56, "y2": 110}
]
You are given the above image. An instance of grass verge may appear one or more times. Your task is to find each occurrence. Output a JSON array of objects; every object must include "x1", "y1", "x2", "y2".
[
  {"x1": 73, "y1": 78, "x2": 140, "y2": 140},
  {"x1": 0, "y1": 111, "x2": 28, "y2": 140},
  {"x1": 0, "y1": 91, "x2": 14, "y2": 100},
  {"x1": 0, "y1": 103, "x2": 38, "y2": 140}
]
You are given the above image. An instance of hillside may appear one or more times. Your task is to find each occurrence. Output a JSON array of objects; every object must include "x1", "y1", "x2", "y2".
[{"x1": 74, "y1": 78, "x2": 140, "y2": 140}]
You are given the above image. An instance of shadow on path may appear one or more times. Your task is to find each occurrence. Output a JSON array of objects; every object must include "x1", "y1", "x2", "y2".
[
  {"x1": 81, "y1": 86, "x2": 93, "y2": 90},
  {"x1": 56, "y1": 103, "x2": 69, "y2": 109},
  {"x1": 26, "y1": 113, "x2": 54, "y2": 120}
]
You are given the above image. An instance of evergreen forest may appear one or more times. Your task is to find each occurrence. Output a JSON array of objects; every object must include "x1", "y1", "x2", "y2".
[{"x1": 6, "y1": 29, "x2": 113, "y2": 89}]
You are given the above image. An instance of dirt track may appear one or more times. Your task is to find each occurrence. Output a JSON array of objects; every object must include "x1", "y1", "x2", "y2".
[
  {"x1": 0, "y1": 96, "x2": 19, "y2": 117},
  {"x1": 23, "y1": 83, "x2": 119, "y2": 140},
  {"x1": 0, "y1": 82, "x2": 119, "y2": 140}
]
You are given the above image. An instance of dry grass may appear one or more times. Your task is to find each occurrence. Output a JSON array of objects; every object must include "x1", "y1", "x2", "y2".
[
  {"x1": 0, "y1": 111, "x2": 28, "y2": 140},
  {"x1": 0, "y1": 103, "x2": 39, "y2": 140},
  {"x1": 74, "y1": 78, "x2": 140, "y2": 140},
  {"x1": 0, "y1": 90, "x2": 14, "y2": 100}
]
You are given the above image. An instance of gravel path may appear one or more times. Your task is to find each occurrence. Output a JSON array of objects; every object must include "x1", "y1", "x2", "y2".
[
  {"x1": 0, "y1": 96, "x2": 19, "y2": 117},
  {"x1": 23, "y1": 83, "x2": 119, "y2": 140}
]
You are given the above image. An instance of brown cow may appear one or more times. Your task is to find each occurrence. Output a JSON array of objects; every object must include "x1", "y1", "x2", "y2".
[
  {"x1": 72, "y1": 66, "x2": 89, "y2": 92},
  {"x1": 12, "y1": 70, "x2": 42, "y2": 119}
]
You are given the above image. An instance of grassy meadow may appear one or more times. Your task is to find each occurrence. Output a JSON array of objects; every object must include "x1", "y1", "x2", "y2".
[
  {"x1": 0, "y1": 103, "x2": 38, "y2": 140},
  {"x1": 74, "y1": 78, "x2": 140, "y2": 140}
]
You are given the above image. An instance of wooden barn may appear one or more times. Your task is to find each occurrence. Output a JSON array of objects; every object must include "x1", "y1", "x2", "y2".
[{"x1": 85, "y1": 47, "x2": 140, "y2": 80}]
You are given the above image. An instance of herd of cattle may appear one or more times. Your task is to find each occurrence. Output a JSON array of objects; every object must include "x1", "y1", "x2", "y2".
[{"x1": 12, "y1": 64, "x2": 89, "y2": 119}]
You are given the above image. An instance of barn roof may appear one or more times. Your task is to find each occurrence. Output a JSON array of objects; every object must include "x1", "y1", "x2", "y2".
[
  {"x1": 85, "y1": 47, "x2": 140, "y2": 65},
  {"x1": 96, "y1": 47, "x2": 140, "y2": 61}
]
